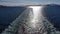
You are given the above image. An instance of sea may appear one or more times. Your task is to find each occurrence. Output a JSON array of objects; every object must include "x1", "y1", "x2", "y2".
[
  {"x1": 0, "y1": 5, "x2": 60, "y2": 33},
  {"x1": 0, "y1": 6, "x2": 26, "y2": 33}
]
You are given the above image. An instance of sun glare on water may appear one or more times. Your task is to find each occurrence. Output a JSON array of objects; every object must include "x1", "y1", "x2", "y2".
[{"x1": 28, "y1": 6, "x2": 43, "y2": 28}]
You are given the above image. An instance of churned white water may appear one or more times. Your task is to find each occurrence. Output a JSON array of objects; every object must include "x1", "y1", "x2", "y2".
[{"x1": 1, "y1": 6, "x2": 60, "y2": 34}]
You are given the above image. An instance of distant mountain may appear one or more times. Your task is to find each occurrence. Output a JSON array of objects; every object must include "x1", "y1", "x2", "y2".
[
  {"x1": 0, "y1": 4, "x2": 60, "y2": 7},
  {"x1": 45, "y1": 4, "x2": 60, "y2": 7},
  {"x1": 0, "y1": 5, "x2": 26, "y2": 7},
  {"x1": 0, "y1": 5, "x2": 7, "y2": 7}
]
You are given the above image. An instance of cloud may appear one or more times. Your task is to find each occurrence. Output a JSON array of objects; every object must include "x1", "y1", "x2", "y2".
[
  {"x1": 0, "y1": 2, "x2": 40, "y2": 6},
  {"x1": 0, "y1": 0, "x2": 59, "y2": 6},
  {"x1": 0, "y1": 0, "x2": 37, "y2": 3},
  {"x1": 0, "y1": 0, "x2": 41, "y2": 6}
]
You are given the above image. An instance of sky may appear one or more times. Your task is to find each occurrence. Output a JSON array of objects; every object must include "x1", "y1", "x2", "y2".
[{"x1": 0, "y1": 0, "x2": 60, "y2": 6}]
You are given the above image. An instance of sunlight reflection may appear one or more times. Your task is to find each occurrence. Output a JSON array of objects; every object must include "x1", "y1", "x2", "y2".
[{"x1": 28, "y1": 6, "x2": 43, "y2": 28}]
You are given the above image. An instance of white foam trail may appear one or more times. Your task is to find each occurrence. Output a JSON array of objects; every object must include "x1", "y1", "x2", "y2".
[{"x1": 1, "y1": 6, "x2": 60, "y2": 34}]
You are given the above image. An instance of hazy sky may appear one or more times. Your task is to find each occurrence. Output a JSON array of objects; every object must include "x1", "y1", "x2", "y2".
[{"x1": 0, "y1": 0, "x2": 60, "y2": 6}]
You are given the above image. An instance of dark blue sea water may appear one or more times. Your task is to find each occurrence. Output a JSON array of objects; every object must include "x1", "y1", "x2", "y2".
[
  {"x1": 43, "y1": 5, "x2": 60, "y2": 31},
  {"x1": 0, "y1": 6, "x2": 26, "y2": 33},
  {"x1": 0, "y1": 5, "x2": 60, "y2": 33}
]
